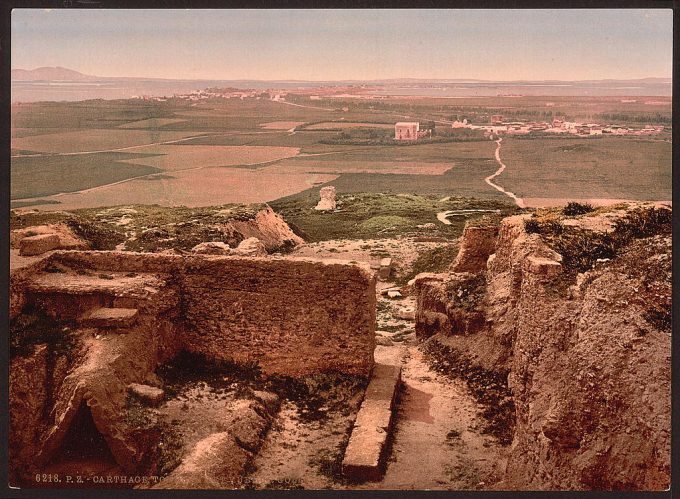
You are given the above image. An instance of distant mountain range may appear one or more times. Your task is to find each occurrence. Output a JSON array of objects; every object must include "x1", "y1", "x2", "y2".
[
  {"x1": 11, "y1": 67, "x2": 98, "y2": 81},
  {"x1": 11, "y1": 67, "x2": 672, "y2": 86}
]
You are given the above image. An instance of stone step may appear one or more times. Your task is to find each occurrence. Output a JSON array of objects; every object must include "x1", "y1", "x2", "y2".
[
  {"x1": 25, "y1": 271, "x2": 164, "y2": 298},
  {"x1": 342, "y1": 363, "x2": 401, "y2": 481},
  {"x1": 81, "y1": 307, "x2": 139, "y2": 329}
]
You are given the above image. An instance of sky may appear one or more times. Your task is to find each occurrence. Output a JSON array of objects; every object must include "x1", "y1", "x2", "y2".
[{"x1": 11, "y1": 9, "x2": 673, "y2": 81}]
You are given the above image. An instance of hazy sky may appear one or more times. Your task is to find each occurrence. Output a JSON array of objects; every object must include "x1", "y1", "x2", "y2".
[{"x1": 12, "y1": 9, "x2": 673, "y2": 81}]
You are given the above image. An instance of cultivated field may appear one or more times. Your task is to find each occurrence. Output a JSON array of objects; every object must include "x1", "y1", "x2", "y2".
[
  {"x1": 10, "y1": 95, "x2": 672, "y2": 209},
  {"x1": 305, "y1": 122, "x2": 394, "y2": 130},
  {"x1": 11, "y1": 129, "x2": 202, "y2": 154},
  {"x1": 116, "y1": 145, "x2": 301, "y2": 170},
  {"x1": 500, "y1": 137, "x2": 672, "y2": 202}
]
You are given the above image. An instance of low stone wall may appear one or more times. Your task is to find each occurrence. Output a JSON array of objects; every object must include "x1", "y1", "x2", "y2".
[
  {"x1": 180, "y1": 256, "x2": 376, "y2": 376},
  {"x1": 22, "y1": 250, "x2": 377, "y2": 377}
]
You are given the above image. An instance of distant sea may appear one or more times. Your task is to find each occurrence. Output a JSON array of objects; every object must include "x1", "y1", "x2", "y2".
[{"x1": 11, "y1": 78, "x2": 671, "y2": 103}]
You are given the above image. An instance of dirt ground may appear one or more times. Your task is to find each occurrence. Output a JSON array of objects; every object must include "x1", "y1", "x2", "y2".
[{"x1": 243, "y1": 238, "x2": 509, "y2": 490}]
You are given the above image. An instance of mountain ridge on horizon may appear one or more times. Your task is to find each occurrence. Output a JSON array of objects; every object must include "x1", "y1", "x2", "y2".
[{"x1": 11, "y1": 66, "x2": 672, "y2": 85}]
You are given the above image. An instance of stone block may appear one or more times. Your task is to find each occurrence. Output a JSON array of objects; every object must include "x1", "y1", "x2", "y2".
[
  {"x1": 128, "y1": 383, "x2": 165, "y2": 406},
  {"x1": 378, "y1": 258, "x2": 392, "y2": 280},
  {"x1": 525, "y1": 256, "x2": 562, "y2": 277},
  {"x1": 19, "y1": 234, "x2": 60, "y2": 256},
  {"x1": 342, "y1": 363, "x2": 401, "y2": 481},
  {"x1": 82, "y1": 307, "x2": 139, "y2": 328},
  {"x1": 191, "y1": 242, "x2": 231, "y2": 255},
  {"x1": 233, "y1": 237, "x2": 267, "y2": 257}
]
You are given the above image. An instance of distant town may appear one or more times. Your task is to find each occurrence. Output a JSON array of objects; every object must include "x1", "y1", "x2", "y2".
[{"x1": 132, "y1": 86, "x2": 667, "y2": 140}]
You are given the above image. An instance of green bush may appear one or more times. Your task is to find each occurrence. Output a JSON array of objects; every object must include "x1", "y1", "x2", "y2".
[{"x1": 562, "y1": 202, "x2": 594, "y2": 216}]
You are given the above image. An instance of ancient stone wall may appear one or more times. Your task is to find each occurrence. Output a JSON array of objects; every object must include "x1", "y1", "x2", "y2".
[
  {"x1": 180, "y1": 256, "x2": 376, "y2": 376},
  {"x1": 9, "y1": 250, "x2": 376, "y2": 481},
  {"x1": 17, "y1": 250, "x2": 377, "y2": 377}
]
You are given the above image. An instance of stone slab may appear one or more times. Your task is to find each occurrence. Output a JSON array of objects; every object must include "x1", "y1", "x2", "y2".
[
  {"x1": 342, "y1": 363, "x2": 401, "y2": 481},
  {"x1": 82, "y1": 307, "x2": 139, "y2": 328},
  {"x1": 128, "y1": 383, "x2": 165, "y2": 406},
  {"x1": 19, "y1": 234, "x2": 60, "y2": 256}
]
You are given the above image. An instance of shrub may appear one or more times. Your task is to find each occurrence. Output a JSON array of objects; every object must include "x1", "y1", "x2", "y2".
[
  {"x1": 613, "y1": 207, "x2": 672, "y2": 240},
  {"x1": 562, "y1": 202, "x2": 594, "y2": 216},
  {"x1": 524, "y1": 217, "x2": 564, "y2": 235}
]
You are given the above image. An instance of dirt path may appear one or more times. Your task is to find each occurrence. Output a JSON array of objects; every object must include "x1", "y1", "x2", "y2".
[
  {"x1": 484, "y1": 138, "x2": 525, "y2": 208},
  {"x1": 356, "y1": 288, "x2": 507, "y2": 490},
  {"x1": 245, "y1": 240, "x2": 508, "y2": 490}
]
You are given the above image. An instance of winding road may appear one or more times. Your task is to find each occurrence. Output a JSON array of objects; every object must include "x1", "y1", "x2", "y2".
[{"x1": 484, "y1": 138, "x2": 525, "y2": 208}]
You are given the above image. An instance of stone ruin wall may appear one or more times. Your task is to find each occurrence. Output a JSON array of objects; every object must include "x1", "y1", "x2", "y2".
[
  {"x1": 26, "y1": 250, "x2": 377, "y2": 377},
  {"x1": 9, "y1": 250, "x2": 376, "y2": 482}
]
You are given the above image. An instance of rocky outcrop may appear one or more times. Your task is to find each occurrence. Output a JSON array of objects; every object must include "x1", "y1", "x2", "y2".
[
  {"x1": 415, "y1": 207, "x2": 671, "y2": 490},
  {"x1": 222, "y1": 205, "x2": 304, "y2": 252},
  {"x1": 234, "y1": 237, "x2": 267, "y2": 256},
  {"x1": 450, "y1": 225, "x2": 499, "y2": 273}
]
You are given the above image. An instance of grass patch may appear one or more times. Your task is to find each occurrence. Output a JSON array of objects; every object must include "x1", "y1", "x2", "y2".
[
  {"x1": 526, "y1": 206, "x2": 672, "y2": 276},
  {"x1": 445, "y1": 273, "x2": 487, "y2": 312},
  {"x1": 271, "y1": 193, "x2": 514, "y2": 242},
  {"x1": 10, "y1": 309, "x2": 80, "y2": 360},
  {"x1": 562, "y1": 201, "x2": 594, "y2": 216},
  {"x1": 10, "y1": 152, "x2": 163, "y2": 199}
]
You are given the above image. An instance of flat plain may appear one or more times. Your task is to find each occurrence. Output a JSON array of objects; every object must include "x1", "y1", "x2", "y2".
[{"x1": 10, "y1": 95, "x2": 672, "y2": 209}]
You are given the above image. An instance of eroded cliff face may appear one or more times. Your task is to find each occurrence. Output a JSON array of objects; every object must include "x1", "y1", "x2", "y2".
[{"x1": 415, "y1": 205, "x2": 671, "y2": 490}]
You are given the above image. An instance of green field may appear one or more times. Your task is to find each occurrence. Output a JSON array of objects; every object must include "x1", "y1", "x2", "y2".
[
  {"x1": 10, "y1": 96, "x2": 672, "y2": 209},
  {"x1": 500, "y1": 137, "x2": 672, "y2": 201},
  {"x1": 11, "y1": 152, "x2": 162, "y2": 200}
]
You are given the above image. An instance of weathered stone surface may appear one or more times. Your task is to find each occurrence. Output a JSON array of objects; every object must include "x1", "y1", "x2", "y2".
[
  {"x1": 233, "y1": 237, "x2": 267, "y2": 256},
  {"x1": 191, "y1": 241, "x2": 232, "y2": 255},
  {"x1": 378, "y1": 258, "x2": 392, "y2": 280},
  {"x1": 153, "y1": 398, "x2": 276, "y2": 489},
  {"x1": 222, "y1": 205, "x2": 304, "y2": 252},
  {"x1": 386, "y1": 290, "x2": 402, "y2": 299},
  {"x1": 128, "y1": 383, "x2": 165, "y2": 406},
  {"x1": 82, "y1": 307, "x2": 139, "y2": 328},
  {"x1": 314, "y1": 186, "x2": 337, "y2": 211},
  {"x1": 342, "y1": 363, "x2": 401, "y2": 481},
  {"x1": 524, "y1": 256, "x2": 562, "y2": 277},
  {"x1": 11, "y1": 224, "x2": 88, "y2": 251},
  {"x1": 451, "y1": 224, "x2": 499, "y2": 273},
  {"x1": 20, "y1": 251, "x2": 376, "y2": 377},
  {"x1": 19, "y1": 234, "x2": 60, "y2": 256},
  {"x1": 395, "y1": 307, "x2": 415, "y2": 321}
]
